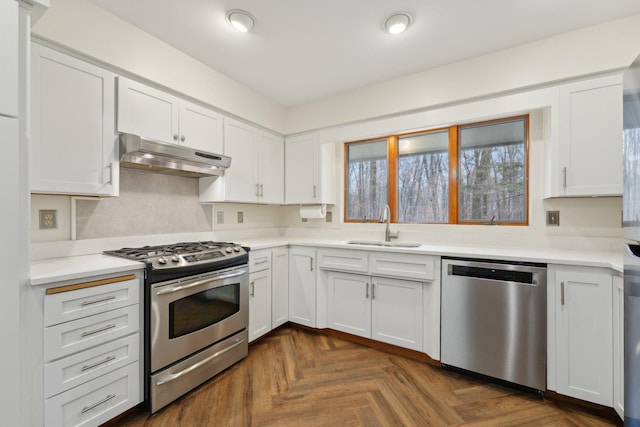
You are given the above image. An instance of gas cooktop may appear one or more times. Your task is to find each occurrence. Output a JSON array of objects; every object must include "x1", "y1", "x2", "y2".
[{"x1": 104, "y1": 241, "x2": 248, "y2": 272}]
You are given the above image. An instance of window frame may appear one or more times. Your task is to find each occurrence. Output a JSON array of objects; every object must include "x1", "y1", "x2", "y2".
[{"x1": 343, "y1": 114, "x2": 529, "y2": 226}]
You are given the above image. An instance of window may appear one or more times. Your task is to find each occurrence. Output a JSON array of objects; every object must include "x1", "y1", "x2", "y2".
[{"x1": 344, "y1": 116, "x2": 528, "y2": 225}]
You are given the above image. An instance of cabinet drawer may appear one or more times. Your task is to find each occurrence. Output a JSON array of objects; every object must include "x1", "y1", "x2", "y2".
[
  {"x1": 45, "y1": 333, "x2": 140, "y2": 398},
  {"x1": 318, "y1": 249, "x2": 369, "y2": 273},
  {"x1": 249, "y1": 250, "x2": 272, "y2": 272},
  {"x1": 369, "y1": 252, "x2": 435, "y2": 281},
  {"x1": 44, "y1": 275, "x2": 140, "y2": 327},
  {"x1": 45, "y1": 361, "x2": 141, "y2": 427},
  {"x1": 44, "y1": 305, "x2": 140, "y2": 362}
]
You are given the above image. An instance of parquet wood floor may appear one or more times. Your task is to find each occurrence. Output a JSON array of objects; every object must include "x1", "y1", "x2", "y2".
[{"x1": 112, "y1": 325, "x2": 621, "y2": 427}]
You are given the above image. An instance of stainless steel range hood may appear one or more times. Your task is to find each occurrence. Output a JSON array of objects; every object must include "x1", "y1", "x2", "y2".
[{"x1": 119, "y1": 133, "x2": 231, "y2": 178}]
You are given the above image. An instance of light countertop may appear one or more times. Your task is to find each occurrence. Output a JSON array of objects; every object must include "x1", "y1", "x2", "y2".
[
  {"x1": 31, "y1": 238, "x2": 622, "y2": 286},
  {"x1": 30, "y1": 254, "x2": 144, "y2": 286}
]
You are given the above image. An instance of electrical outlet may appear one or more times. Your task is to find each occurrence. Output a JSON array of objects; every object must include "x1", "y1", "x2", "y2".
[
  {"x1": 326, "y1": 211, "x2": 332, "y2": 223},
  {"x1": 237, "y1": 212, "x2": 244, "y2": 223},
  {"x1": 216, "y1": 211, "x2": 224, "y2": 224},
  {"x1": 39, "y1": 209, "x2": 57, "y2": 230},
  {"x1": 546, "y1": 210, "x2": 560, "y2": 226}
]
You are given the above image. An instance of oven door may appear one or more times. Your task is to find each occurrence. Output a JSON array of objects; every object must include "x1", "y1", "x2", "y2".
[{"x1": 150, "y1": 265, "x2": 248, "y2": 373}]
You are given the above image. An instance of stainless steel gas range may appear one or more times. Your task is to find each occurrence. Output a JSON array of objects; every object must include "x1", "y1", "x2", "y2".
[{"x1": 105, "y1": 241, "x2": 249, "y2": 413}]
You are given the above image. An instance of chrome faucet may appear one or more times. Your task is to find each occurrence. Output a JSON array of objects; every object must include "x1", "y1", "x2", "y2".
[{"x1": 379, "y1": 205, "x2": 399, "y2": 242}]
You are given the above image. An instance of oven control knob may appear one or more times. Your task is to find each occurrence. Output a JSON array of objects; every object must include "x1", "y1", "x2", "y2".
[
  {"x1": 158, "y1": 257, "x2": 167, "y2": 265},
  {"x1": 233, "y1": 246, "x2": 241, "y2": 252},
  {"x1": 225, "y1": 247, "x2": 233, "y2": 253},
  {"x1": 171, "y1": 256, "x2": 180, "y2": 263}
]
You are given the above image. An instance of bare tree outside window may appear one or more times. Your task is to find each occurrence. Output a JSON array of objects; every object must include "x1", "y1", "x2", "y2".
[
  {"x1": 398, "y1": 131, "x2": 449, "y2": 222},
  {"x1": 458, "y1": 119, "x2": 527, "y2": 223},
  {"x1": 346, "y1": 140, "x2": 388, "y2": 221},
  {"x1": 344, "y1": 116, "x2": 528, "y2": 225}
]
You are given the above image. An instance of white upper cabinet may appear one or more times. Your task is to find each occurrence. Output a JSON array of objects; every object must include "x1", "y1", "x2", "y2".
[
  {"x1": 116, "y1": 76, "x2": 223, "y2": 153},
  {"x1": 549, "y1": 74, "x2": 623, "y2": 197},
  {"x1": 0, "y1": 0, "x2": 18, "y2": 117},
  {"x1": 285, "y1": 132, "x2": 334, "y2": 204},
  {"x1": 199, "y1": 117, "x2": 284, "y2": 204},
  {"x1": 31, "y1": 43, "x2": 118, "y2": 196},
  {"x1": 178, "y1": 100, "x2": 224, "y2": 153}
]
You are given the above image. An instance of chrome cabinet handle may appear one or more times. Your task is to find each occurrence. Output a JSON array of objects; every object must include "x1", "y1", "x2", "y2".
[
  {"x1": 105, "y1": 163, "x2": 113, "y2": 185},
  {"x1": 173, "y1": 134, "x2": 179, "y2": 141},
  {"x1": 371, "y1": 283, "x2": 375, "y2": 299},
  {"x1": 560, "y1": 281, "x2": 565, "y2": 305},
  {"x1": 366, "y1": 283, "x2": 369, "y2": 299},
  {"x1": 313, "y1": 185, "x2": 317, "y2": 198},
  {"x1": 81, "y1": 295, "x2": 116, "y2": 306},
  {"x1": 81, "y1": 324, "x2": 116, "y2": 338},
  {"x1": 81, "y1": 394, "x2": 116, "y2": 414},
  {"x1": 81, "y1": 356, "x2": 116, "y2": 372},
  {"x1": 180, "y1": 135, "x2": 185, "y2": 142},
  {"x1": 250, "y1": 280, "x2": 255, "y2": 297},
  {"x1": 156, "y1": 338, "x2": 246, "y2": 386},
  {"x1": 562, "y1": 167, "x2": 567, "y2": 190},
  {"x1": 156, "y1": 268, "x2": 247, "y2": 295},
  {"x1": 259, "y1": 184, "x2": 263, "y2": 197},
  {"x1": 310, "y1": 257, "x2": 314, "y2": 271},
  {"x1": 255, "y1": 259, "x2": 269, "y2": 265}
]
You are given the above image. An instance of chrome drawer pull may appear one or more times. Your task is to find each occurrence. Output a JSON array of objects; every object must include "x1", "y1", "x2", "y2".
[
  {"x1": 81, "y1": 394, "x2": 116, "y2": 414},
  {"x1": 255, "y1": 259, "x2": 269, "y2": 265},
  {"x1": 81, "y1": 324, "x2": 116, "y2": 338},
  {"x1": 81, "y1": 296, "x2": 116, "y2": 306},
  {"x1": 81, "y1": 356, "x2": 116, "y2": 372},
  {"x1": 156, "y1": 338, "x2": 246, "y2": 386}
]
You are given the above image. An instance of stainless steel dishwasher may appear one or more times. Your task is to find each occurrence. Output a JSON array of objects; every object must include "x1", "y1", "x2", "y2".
[{"x1": 441, "y1": 257, "x2": 547, "y2": 391}]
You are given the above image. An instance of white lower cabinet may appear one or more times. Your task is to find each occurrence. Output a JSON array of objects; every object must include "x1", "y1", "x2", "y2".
[
  {"x1": 549, "y1": 265, "x2": 613, "y2": 406},
  {"x1": 43, "y1": 271, "x2": 143, "y2": 427},
  {"x1": 271, "y1": 247, "x2": 289, "y2": 328},
  {"x1": 289, "y1": 247, "x2": 317, "y2": 327},
  {"x1": 248, "y1": 247, "x2": 289, "y2": 342},
  {"x1": 613, "y1": 274, "x2": 624, "y2": 419},
  {"x1": 327, "y1": 271, "x2": 423, "y2": 351}
]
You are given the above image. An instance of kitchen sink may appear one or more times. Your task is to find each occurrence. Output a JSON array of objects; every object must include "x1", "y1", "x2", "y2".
[{"x1": 346, "y1": 240, "x2": 422, "y2": 248}]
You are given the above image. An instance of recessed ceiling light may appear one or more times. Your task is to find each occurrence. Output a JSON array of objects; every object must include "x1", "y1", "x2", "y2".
[
  {"x1": 383, "y1": 12, "x2": 412, "y2": 35},
  {"x1": 225, "y1": 9, "x2": 255, "y2": 33}
]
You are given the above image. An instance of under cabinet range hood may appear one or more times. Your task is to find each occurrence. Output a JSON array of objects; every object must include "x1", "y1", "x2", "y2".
[{"x1": 119, "y1": 133, "x2": 231, "y2": 178}]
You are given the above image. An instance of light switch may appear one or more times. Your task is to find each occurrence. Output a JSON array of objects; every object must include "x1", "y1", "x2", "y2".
[{"x1": 546, "y1": 210, "x2": 560, "y2": 226}]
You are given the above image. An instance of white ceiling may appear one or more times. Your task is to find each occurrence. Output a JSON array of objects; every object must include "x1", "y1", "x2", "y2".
[{"x1": 87, "y1": 0, "x2": 640, "y2": 107}]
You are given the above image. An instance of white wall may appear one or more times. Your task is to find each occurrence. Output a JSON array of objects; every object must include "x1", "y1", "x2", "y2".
[
  {"x1": 30, "y1": 0, "x2": 287, "y2": 134},
  {"x1": 285, "y1": 14, "x2": 640, "y2": 134}
]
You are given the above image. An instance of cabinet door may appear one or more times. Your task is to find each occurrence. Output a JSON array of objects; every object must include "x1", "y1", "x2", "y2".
[
  {"x1": 116, "y1": 76, "x2": 179, "y2": 144},
  {"x1": 271, "y1": 247, "x2": 289, "y2": 328},
  {"x1": 285, "y1": 133, "x2": 319, "y2": 204},
  {"x1": 0, "y1": 0, "x2": 17, "y2": 117},
  {"x1": 558, "y1": 75, "x2": 622, "y2": 196},
  {"x1": 31, "y1": 44, "x2": 118, "y2": 196},
  {"x1": 258, "y1": 131, "x2": 284, "y2": 204},
  {"x1": 178, "y1": 101, "x2": 223, "y2": 154},
  {"x1": 289, "y1": 247, "x2": 316, "y2": 327},
  {"x1": 372, "y1": 277, "x2": 423, "y2": 351},
  {"x1": 249, "y1": 270, "x2": 271, "y2": 342},
  {"x1": 555, "y1": 270, "x2": 613, "y2": 406},
  {"x1": 327, "y1": 272, "x2": 371, "y2": 338},
  {"x1": 222, "y1": 118, "x2": 258, "y2": 202},
  {"x1": 613, "y1": 274, "x2": 624, "y2": 419}
]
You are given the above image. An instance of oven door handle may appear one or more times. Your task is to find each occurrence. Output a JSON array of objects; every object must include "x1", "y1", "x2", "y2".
[
  {"x1": 155, "y1": 268, "x2": 247, "y2": 296},
  {"x1": 155, "y1": 337, "x2": 246, "y2": 386}
]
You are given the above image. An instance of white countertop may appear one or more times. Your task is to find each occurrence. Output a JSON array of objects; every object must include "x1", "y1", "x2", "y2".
[
  {"x1": 30, "y1": 254, "x2": 144, "y2": 286},
  {"x1": 30, "y1": 238, "x2": 622, "y2": 286},
  {"x1": 243, "y1": 238, "x2": 623, "y2": 272}
]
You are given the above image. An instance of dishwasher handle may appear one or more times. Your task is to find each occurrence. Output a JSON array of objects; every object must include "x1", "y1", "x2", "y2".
[{"x1": 447, "y1": 263, "x2": 540, "y2": 285}]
